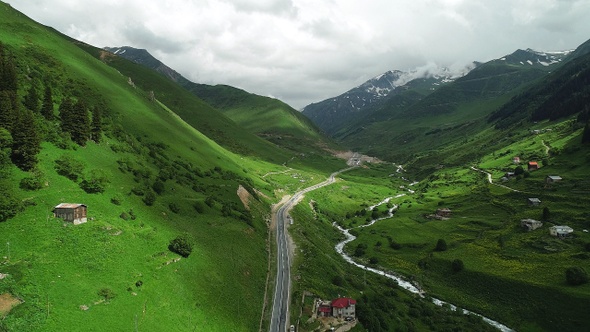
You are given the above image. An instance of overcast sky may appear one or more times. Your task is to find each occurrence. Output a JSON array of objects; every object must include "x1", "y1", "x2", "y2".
[{"x1": 6, "y1": 0, "x2": 590, "y2": 109}]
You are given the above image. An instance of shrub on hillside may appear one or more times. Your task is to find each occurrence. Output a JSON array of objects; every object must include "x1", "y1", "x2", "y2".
[
  {"x1": 143, "y1": 190, "x2": 156, "y2": 206},
  {"x1": 332, "y1": 275, "x2": 344, "y2": 286},
  {"x1": 435, "y1": 239, "x2": 448, "y2": 252},
  {"x1": 169, "y1": 203, "x2": 180, "y2": 214},
  {"x1": 97, "y1": 288, "x2": 116, "y2": 301},
  {"x1": 54, "y1": 155, "x2": 84, "y2": 181},
  {"x1": 565, "y1": 266, "x2": 589, "y2": 286},
  {"x1": 452, "y1": 259, "x2": 464, "y2": 273},
  {"x1": 152, "y1": 180, "x2": 165, "y2": 195},
  {"x1": 80, "y1": 169, "x2": 109, "y2": 193},
  {"x1": 168, "y1": 235, "x2": 193, "y2": 258},
  {"x1": 19, "y1": 170, "x2": 44, "y2": 190}
]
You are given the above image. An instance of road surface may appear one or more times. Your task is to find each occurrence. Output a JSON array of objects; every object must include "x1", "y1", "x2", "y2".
[{"x1": 269, "y1": 167, "x2": 355, "y2": 332}]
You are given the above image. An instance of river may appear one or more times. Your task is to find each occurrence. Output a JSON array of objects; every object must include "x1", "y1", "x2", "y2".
[{"x1": 333, "y1": 196, "x2": 514, "y2": 332}]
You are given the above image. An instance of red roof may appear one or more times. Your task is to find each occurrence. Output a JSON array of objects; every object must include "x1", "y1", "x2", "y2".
[
  {"x1": 528, "y1": 161, "x2": 538, "y2": 165},
  {"x1": 319, "y1": 306, "x2": 331, "y2": 313},
  {"x1": 331, "y1": 298, "x2": 356, "y2": 308}
]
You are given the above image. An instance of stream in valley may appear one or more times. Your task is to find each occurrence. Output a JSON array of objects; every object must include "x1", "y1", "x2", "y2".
[{"x1": 333, "y1": 195, "x2": 513, "y2": 332}]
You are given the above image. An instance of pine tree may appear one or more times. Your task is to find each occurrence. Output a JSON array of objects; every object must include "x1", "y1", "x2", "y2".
[
  {"x1": 11, "y1": 108, "x2": 41, "y2": 171},
  {"x1": 0, "y1": 42, "x2": 17, "y2": 92},
  {"x1": 23, "y1": 83, "x2": 40, "y2": 112},
  {"x1": 582, "y1": 121, "x2": 590, "y2": 144},
  {"x1": 40, "y1": 85, "x2": 54, "y2": 120},
  {"x1": 0, "y1": 90, "x2": 17, "y2": 131},
  {"x1": 0, "y1": 42, "x2": 17, "y2": 132},
  {"x1": 60, "y1": 98, "x2": 90, "y2": 146},
  {"x1": 90, "y1": 106, "x2": 102, "y2": 143}
]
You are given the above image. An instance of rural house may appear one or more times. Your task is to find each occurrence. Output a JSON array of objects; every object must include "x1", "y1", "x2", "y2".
[
  {"x1": 317, "y1": 300, "x2": 332, "y2": 317},
  {"x1": 521, "y1": 219, "x2": 543, "y2": 231},
  {"x1": 528, "y1": 161, "x2": 539, "y2": 171},
  {"x1": 316, "y1": 297, "x2": 356, "y2": 319},
  {"x1": 53, "y1": 203, "x2": 87, "y2": 225},
  {"x1": 546, "y1": 176, "x2": 562, "y2": 183},
  {"x1": 549, "y1": 225, "x2": 573, "y2": 238},
  {"x1": 527, "y1": 198, "x2": 541, "y2": 206},
  {"x1": 513, "y1": 156, "x2": 520, "y2": 164},
  {"x1": 331, "y1": 298, "x2": 356, "y2": 319}
]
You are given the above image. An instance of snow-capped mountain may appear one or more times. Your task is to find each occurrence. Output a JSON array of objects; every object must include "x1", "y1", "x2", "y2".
[
  {"x1": 495, "y1": 48, "x2": 573, "y2": 67},
  {"x1": 302, "y1": 64, "x2": 472, "y2": 135}
]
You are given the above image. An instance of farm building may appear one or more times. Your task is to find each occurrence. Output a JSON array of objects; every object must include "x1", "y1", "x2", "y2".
[
  {"x1": 53, "y1": 203, "x2": 87, "y2": 225},
  {"x1": 549, "y1": 225, "x2": 573, "y2": 238},
  {"x1": 513, "y1": 156, "x2": 520, "y2": 164},
  {"x1": 528, "y1": 161, "x2": 539, "y2": 171},
  {"x1": 527, "y1": 198, "x2": 541, "y2": 206},
  {"x1": 521, "y1": 219, "x2": 543, "y2": 231},
  {"x1": 546, "y1": 176, "x2": 562, "y2": 183}
]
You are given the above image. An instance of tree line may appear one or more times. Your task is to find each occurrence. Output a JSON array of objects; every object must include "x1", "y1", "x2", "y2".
[{"x1": 0, "y1": 42, "x2": 105, "y2": 222}]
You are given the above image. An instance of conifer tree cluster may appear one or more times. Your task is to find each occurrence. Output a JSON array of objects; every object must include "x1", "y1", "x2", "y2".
[{"x1": 0, "y1": 42, "x2": 41, "y2": 171}]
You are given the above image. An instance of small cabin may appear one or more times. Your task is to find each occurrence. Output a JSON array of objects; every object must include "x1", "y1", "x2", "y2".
[
  {"x1": 528, "y1": 161, "x2": 539, "y2": 171},
  {"x1": 546, "y1": 175, "x2": 562, "y2": 183},
  {"x1": 527, "y1": 198, "x2": 541, "y2": 206},
  {"x1": 512, "y1": 157, "x2": 520, "y2": 164},
  {"x1": 521, "y1": 219, "x2": 543, "y2": 231},
  {"x1": 53, "y1": 203, "x2": 87, "y2": 225},
  {"x1": 549, "y1": 225, "x2": 573, "y2": 238}
]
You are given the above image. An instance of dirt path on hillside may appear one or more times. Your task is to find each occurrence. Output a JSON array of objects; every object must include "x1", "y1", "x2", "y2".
[{"x1": 470, "y1": 167, "x2": 521, "y2": 192}]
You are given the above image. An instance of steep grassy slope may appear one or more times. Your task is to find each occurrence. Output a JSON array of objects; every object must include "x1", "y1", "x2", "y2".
[
  {"x1": 78, "y1": 44, "x2": 292, "y2": 165},
  {"x1": 102, "y1": 46, "x2": 332, "y2": 155},
  {"x1": 0, "y1": 3, "x2": 305, "y2": 331}
]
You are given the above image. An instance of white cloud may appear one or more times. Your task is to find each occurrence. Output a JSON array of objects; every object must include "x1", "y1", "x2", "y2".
[{"x1": 5, "y1": 0, "x2": 590, "y2": 109}]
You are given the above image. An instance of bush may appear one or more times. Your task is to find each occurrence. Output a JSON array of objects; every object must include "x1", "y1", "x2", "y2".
[
  {"x1": 451, "y1": 259, "x2": 464, "y2": 273},
  {"x1": 169, "y1": 203, "x2": 180, "y2": 213},
  {"x1": 332, "y1": 275, "x2": 344, "y2": 286},
  {"x1": 97, "y1": 288, "x2": 116, "y2": 301},
  {"x1": 111, "y1": 196, "x2": 122, "y2": 205},
  {"x1": 435, "y1": 239, "x2": 448, "y2": 252},
  {"x1": 80, "y1": 169, "x2": 110, "y2": 193},
  {"x1": 194, "y1": 201, "x2": 205, "y2": 214},
  {"x1": 152, "y1": 180, "x2": 165, "y2": 195},
  {"x1": 565, "y1": 266, "x2": 589, "y2": 286},
  {"x1": 19, "y1": 173, "x2": 44, "y2": 190},
  {"x1": 54, "y1": 155, "x2": 84, "y2": 181},
  {"x1": 143, "y1": 191, "x2": 156, "y2": 206},
  {"x1": 168, "y1": 235, "x2": 193, "y2": 258}
]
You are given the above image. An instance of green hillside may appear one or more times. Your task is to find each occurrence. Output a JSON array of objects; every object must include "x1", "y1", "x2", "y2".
[
  {"x1": 0, "y1": 3, "x2": 314, "y2": 331},
  {"x1": 100, "y1": 46, "x2": 333, "y2": 156},
  {"x1": 184, "y1": 83, "x2": 330, "y2": 153}
]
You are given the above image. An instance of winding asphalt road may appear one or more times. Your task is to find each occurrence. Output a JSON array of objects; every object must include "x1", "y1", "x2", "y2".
[{"x1": 269, "y1": 166, "x2": 356, "y2": 332}]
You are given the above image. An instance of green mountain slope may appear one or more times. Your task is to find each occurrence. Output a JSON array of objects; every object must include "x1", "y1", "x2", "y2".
[
  {"x1": 78, "y1": 45, "x2": 292, "y2": 164},
  {"x1": 0, "y1": 3, "x2": 294, "y2": 331},
  {"x1": 333, "y1": 49, "x2": 570, "y2": 164},
  {"x1": 102, "y1": 46, "x2": 332, "y2": 155}
]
